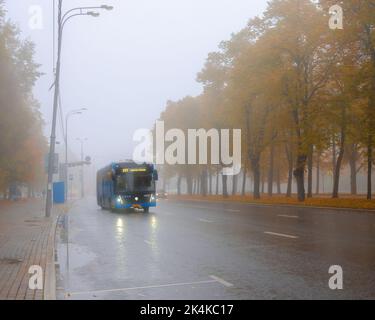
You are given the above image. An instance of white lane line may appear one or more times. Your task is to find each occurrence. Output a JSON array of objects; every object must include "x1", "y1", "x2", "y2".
[
  {"x1": 209, "y1": 275, "x2": 234, "y2": 288},
  {"x1": 198, "y1": 218, "x2": 213, "y2": 223},
  {"x1": 178, "y1": 204, "x2": 240, "y2": 213},
  {"x1": 193, "y1": 206, "x2": 217, "y2": 210},
  {"x1": 278, "y1": 214, "x2": 299, "y2": 219},
  {"x1": 66, "y1": 279, "x2": 218, "y2": 297},
  {"x1": 176, "y1": 204, "x2": 218, "y2": 211},
  {"x1": 264, "y1": 231, "x2": 299, "y2": 239}
]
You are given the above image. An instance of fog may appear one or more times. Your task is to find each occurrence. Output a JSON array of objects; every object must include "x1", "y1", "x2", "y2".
[{"x1": 5, "y1": 0, "x2": 267, "y2": 170}]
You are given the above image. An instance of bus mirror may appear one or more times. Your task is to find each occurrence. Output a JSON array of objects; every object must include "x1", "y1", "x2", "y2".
[{"x1": 153, "y1": 170, "x2": 159, "y2": 181}]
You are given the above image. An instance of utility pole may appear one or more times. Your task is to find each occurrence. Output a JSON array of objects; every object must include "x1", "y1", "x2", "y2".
[
  {"x1": 45, "y1": 0, "x2": 63, "y2": 217},
  {"x1": 81, "y1": 141, "x2": 84, "y2": 198},
  {"x1": 77, "y1": 138, "x2": 87, "y2": 198},
  {"x1": 45, "y1": 1, "x2": 113, "y2": 216},
  {"x1": 65, "y1": 109, "x2": 86, "y2": 200}
]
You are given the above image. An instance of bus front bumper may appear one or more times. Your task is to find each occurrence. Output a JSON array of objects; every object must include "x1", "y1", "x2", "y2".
[{"x1": 113, "y1": 201, "x2": 157, "y2": 210}]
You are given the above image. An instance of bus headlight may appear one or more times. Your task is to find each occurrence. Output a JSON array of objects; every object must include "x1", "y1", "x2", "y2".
[
  {"x1": 150, "y1": 194, "x2": 156, "y2": 202},
  {"x1": 116, "y1": 196, "x2": 124, "y2": 205}
]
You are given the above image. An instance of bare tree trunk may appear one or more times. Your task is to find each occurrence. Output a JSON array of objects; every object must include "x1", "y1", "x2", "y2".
[
  {"x1": 251, "y1": 155, "x2": 261, "y2": 199},
  {"x1": 367, "y1": 139, "x2": 373, "y2": 200},
  {"x1": 222, "y1": 174, "x2": 228, "y2": 198},
  {"x1": 333, "y1": 107, "x2": 347, "y2": 199},
  {"x1": 232, "y1": 174, "x2": 238, "y2": 195},
  {"x1": 332, "y1": 135, "x2": 337, "y2": 175},
  {"x1": 201, "y1": 169, "x2": 208, "y2": 196},
  {"x1": 242, "y1": 167, "x2": 247, "y2": 196},
  {"x1": 267, "y1": 144, "x2": 274, "y2": 196},
  {"x1": 316, "y1": 153, "x2": 320, "y2": 195},
  {"x1": 307, "y1": 144, "x2": 313, "y2": 198},
  {"x1": 332, "y1": 132, "x2": 345, "y2": 198},
  {"x1": 177, "y1": 175, "x2": 182, "y2": 195},
  {"x1": 187, "y1": 175, "x2": 193, "y2": 195},
  {"x1": 293, "y1": 153, "x2": 307, "y2": 202},
  {"x1": 261, "y1": 172, "x2": 265, "y2": 194},
  {"x1": 285, "y1": 144, "x2": 293, "y2": 197},
  {"x1": 364, "y1": 27, "x2": 375, "y2": 200},
  {"x1": 276, "y1": 166, "x2": 281, "y2": 194},
  {"x1": 348, "y1": 144, "x2": 357, "y2": 195},
  {"x1": 209, "y1": 169, "x2": 212, "y2": 195},
  {"x1": 216, "y1": 169, "x2": 220, "y2": 195}
]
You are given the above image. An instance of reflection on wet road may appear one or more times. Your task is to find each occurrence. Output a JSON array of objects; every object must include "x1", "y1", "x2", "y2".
[{"x1": 56, "y1": 197, "x2": 375, "y2": 299}]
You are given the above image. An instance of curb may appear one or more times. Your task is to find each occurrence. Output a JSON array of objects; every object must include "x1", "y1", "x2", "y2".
[
  {"x1": 167, "y1": 197, "x2": 375, "y2": 214},
  {"x1": 43, "y1": 215, "x2": 58, "y2": 300}
]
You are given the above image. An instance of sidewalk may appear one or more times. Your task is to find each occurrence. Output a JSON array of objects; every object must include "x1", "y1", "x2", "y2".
[{"x1": 0, "y1": 199, "x2": 58, "y2": 300}]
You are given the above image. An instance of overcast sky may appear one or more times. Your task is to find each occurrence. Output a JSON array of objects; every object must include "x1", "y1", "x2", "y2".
[{"x1": 5, "y1": 0, "x2": 268, "y2": 169}]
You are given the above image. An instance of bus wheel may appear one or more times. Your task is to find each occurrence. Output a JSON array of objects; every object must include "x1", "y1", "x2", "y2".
[{"x1": 143, "y1": 207, "x2": 149, "y2": 213}]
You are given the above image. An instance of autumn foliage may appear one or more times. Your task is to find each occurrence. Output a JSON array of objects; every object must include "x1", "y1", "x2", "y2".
[
  {"x1": 158, "y1": 0, "x2": 375, "y2": 201},
  {"x1": 0, "y1": 2, "x2": 45, "y2": 197}
]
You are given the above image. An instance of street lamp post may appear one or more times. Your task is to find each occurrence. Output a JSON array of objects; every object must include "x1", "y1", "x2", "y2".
[
  {"x1": 77, "y1": 138, "x2": 88, "y2": 198},
  {"x1": 65, "y1": 108, "x2": 87, "y2": 200},
  {"x1": 45, "y1": 1, "x2": 113, "y2": 217}
]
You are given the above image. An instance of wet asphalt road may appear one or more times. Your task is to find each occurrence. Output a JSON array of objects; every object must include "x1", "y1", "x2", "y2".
[{"x1": 56, "y1": 197, "x2": 375, "y2": 300}]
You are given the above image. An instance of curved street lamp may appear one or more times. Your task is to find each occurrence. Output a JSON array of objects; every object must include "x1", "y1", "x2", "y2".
[
  {"x1": 61, "y1": 5, "x2": 113, "y2": 23},
  {"x1": 46, "y1": 1, "x2": 113, "y2": 216}
]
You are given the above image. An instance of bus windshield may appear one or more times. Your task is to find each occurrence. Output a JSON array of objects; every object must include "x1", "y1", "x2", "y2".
[{"x1": 115, "y1": 173, "x2": 154, "y2": 193}]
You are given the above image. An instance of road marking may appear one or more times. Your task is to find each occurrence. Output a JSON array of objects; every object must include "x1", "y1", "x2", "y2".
[
  {"x1": 144, "y1": 240, "x2": 152, "y2": 245},
  {"x1": 278, "y1": 214, "x2": 299, "y2": 219},
  {"x1": 66, "y1": 279, "x2": 219, "y2": 297},
  {"x1": 209, "y1": 275, "x2": 234, "y2": 287},
  {"x1": 198, "y1": 218, "x2": 213, "y2": 223},
  {"x1": 168, "y1": 198, "x2": 375, "y2": 214},
  {"x1": 177, "y1": 204, "x2": 218, "y2": 211},
  {"x1": 194, "y1": 205, "x2": 217, "y2": 210},
  {"x1": 264, "y1": 231, "x2": 299, "y2": 239},
  {"x1": 178, "y1": 204, "x2": 241, "y2": 213}
]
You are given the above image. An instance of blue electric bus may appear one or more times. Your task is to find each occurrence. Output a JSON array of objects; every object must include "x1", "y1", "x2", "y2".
[{"x1": 97, "y1": 161, "x2": 158, "y2": 212}]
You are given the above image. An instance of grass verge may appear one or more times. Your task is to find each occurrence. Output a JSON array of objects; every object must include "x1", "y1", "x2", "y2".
[{"x1": 168, "y1": 194, "x2": 375, "y2": 211}]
